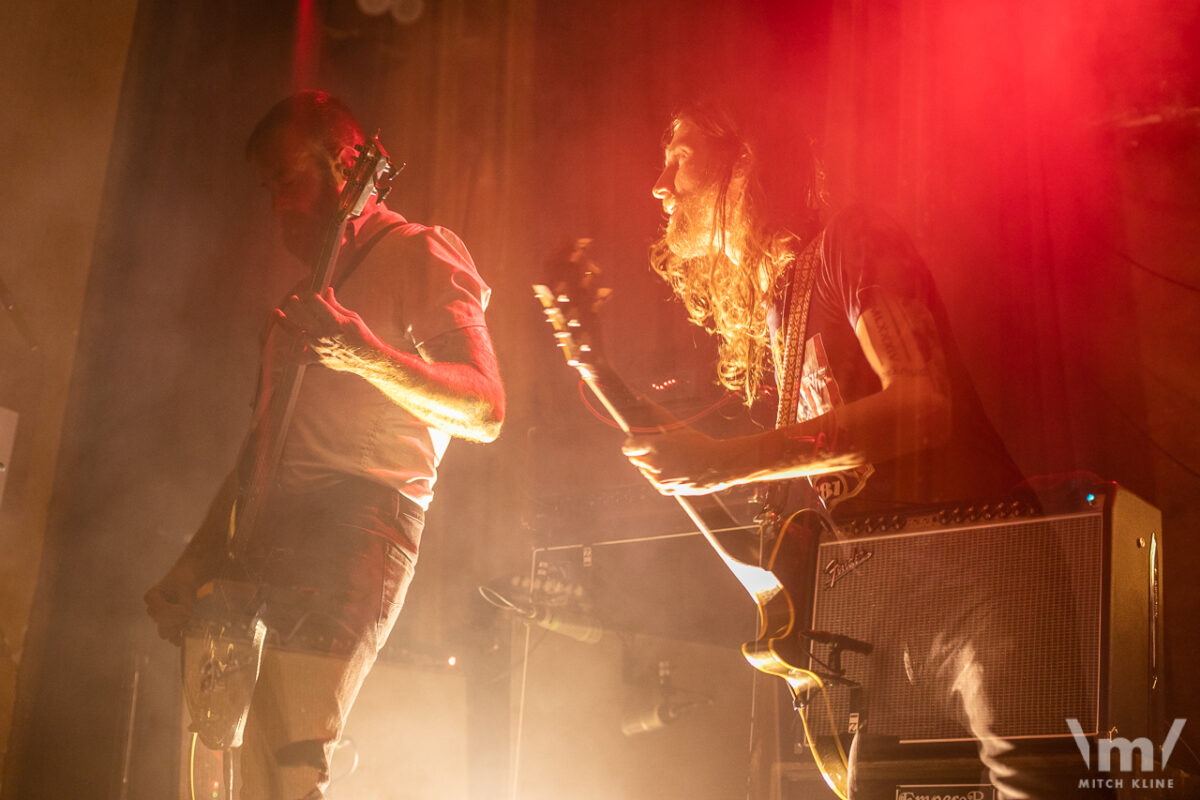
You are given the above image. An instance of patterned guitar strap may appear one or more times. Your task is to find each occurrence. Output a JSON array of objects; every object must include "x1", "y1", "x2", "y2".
[
  {"x1": 757, "y1": 233, "x2": 824, "y2": 539},
  {"x1": 774, "y1": 234, "x2": 822, "y2": 433}
]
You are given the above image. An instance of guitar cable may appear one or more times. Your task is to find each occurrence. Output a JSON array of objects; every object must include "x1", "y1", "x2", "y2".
[
  {"x1": 796, "y1": 675, "x2": 851, "y2": 800},
  {"x1": 476, "y1": 584, "x2": 556, "y2": 685},
  {"x1": 774, "y1": 507, "x2": 852, "y2": 800},
  {"x1": 188, "y1": 732, "x2": 198, "y2": 800}
]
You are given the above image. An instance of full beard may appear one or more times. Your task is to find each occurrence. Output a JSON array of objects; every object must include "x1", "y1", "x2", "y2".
[{"x1": 660, "y1": 184, "x2": 722, "y2": 261}]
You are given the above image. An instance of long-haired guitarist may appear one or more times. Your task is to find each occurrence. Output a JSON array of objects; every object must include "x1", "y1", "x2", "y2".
[
  {"x1": 622, "y1": 103, "x2": 1062, "y2": 799},
  {"x1": 143, "y1": 91, "x2": 504, "y2": 799}
]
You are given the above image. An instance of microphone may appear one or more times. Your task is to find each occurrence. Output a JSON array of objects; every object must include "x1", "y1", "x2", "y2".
[
  {"x1": 620, "y1": 659, "x2": 712, "y2": 736},
  {"x1": 527, "y1": 604, "x2": 603, "y2": 644},
  {"x1": 477, "y1": 583, "x2": 603, "y2": 644},
  {"x1": 620, "y1": 699, "x2": 704, "y2": 737},
  {"x1": 475, "y1": 582, "x2": 604, "y2": 642},
  {"x1": 803, "y1": 629, "x2": 873, "y2": 654}
]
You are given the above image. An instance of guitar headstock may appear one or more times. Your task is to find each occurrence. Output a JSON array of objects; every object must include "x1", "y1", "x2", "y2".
[
  {"x1": 337, "y1": 132, "x2": 404, "y2": 221},
  {"x1": 532, "y1": 283, "x2": 595, "y2": 379},
  {"x1": 533, "y1": 239, "x2": 613, "y2": 381}
]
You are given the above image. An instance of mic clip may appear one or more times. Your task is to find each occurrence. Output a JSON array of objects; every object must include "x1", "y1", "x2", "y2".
[{"x1": 799, "y1": 629, "x2": 873, "y2": 689}]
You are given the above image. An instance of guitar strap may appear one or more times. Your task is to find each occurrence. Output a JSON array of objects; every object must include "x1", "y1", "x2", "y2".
[
  {"x1": 756, "y1": 234, "x2": 823, "y2": 527},
  {"x1": 333, "y1": 219, "x2": 412, "y2": 290},
  {"x1": 773, "y1": 232, "x2": 822, "y2": 430},
  {"x1": 765, "y1": 228, "x2": 872, "y2": 538},
  {"x1": 748, "y1": 231, "x2": 825, "y2": 542}
]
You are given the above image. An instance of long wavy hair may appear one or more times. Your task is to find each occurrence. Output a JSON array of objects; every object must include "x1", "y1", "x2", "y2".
[{"x1": 649, "y1": 104, "x2": 822, "y2": 404}]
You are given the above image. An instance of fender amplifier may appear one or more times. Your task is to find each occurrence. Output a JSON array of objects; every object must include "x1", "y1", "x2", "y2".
[{"x1": 807, "y1": 482, "x2": 1162, "y2": 747}]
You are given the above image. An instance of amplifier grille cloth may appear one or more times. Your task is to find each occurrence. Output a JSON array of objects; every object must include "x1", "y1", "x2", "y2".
[{"x1": 811, "y1": 513, "x2": 1102, "y2": 741}]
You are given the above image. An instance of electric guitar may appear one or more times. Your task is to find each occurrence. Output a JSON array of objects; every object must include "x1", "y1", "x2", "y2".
[{"x1": 533, "y1": 241, "x2": 852, "y2": 799}]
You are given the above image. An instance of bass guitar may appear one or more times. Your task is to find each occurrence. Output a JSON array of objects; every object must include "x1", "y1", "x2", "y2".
[
  {"x1": 533, "y1": 241, "x2": 853, "y2": 799},
  {"x1": 180, "y1": 136, "x2": 397, "y2": 778},
  {"x1": 229, "y1": 135, "x2": 396, "y2": 556}
]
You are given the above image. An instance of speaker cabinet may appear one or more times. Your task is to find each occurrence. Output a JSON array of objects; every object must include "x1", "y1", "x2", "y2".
[
  {"x1": 807, "y1": 483, "x2": 1163, "y2": 747},
  {"x1": 509, "y1": 534, "x2": 764, "y2": 800}
]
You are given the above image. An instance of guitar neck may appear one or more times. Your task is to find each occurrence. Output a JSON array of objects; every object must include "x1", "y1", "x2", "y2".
[
  {"x1": 232, "y1": 221, "x2": 352, "y2": 551},
  {"x1": 578, "y1": 362, "x2": 784, "y2": 604},
  {"x1": 583, "y1": 361, "x2": 741, "y2": 529},
  {"x1": 228, "y1": 137, "x2": 393, "y2": 556},
  {"x1": 582, "y1": 361, "x2": 640, "y2": 427},
  {"x1": 309, "y1": 219, "x2": 351, "y2": 293}
]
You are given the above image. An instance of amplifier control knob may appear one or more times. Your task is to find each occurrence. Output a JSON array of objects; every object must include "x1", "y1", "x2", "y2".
[{"x1": 890, "y1": 515, "x2": 903, "y2": 531}]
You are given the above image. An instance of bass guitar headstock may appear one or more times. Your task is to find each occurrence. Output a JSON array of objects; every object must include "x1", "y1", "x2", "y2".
[{"x1": 337, "y1": 132, "x2": 405, "y2": 222}]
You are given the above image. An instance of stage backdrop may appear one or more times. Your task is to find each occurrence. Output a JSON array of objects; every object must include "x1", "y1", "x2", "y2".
[{"x1": 3, "y1": 1, "x2": 1197, "y2": 798}]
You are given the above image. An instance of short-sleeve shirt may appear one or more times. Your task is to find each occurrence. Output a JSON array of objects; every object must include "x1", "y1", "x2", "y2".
[
  {"x1": 767, "y1": 205, "x2": 1023, "y2": 518},
  {"x1": 258, "y1": 204, "x2": 491, "y2": 510}
]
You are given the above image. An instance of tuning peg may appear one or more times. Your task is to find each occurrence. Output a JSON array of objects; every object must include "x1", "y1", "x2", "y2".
[{"x1": 375, "y1": 172, "x2": 392, "y2": 204}]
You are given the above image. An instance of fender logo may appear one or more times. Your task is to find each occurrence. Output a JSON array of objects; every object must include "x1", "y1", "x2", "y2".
[{"x1": 824, "y1": 547, "x2": 873, "y2": 587}]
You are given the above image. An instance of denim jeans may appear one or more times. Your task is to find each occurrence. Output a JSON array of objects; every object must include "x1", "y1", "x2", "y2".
[{"x1": 232, "y1": 481, "x2": 422, "y2": 800}]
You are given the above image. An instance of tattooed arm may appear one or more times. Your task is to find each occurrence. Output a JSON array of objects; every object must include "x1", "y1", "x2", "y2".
[
  {"x1": 278, "y1": 288, "x2": 505, "y2": 443},
  {"x1": 623, "y1": 289, "x2": 952, "y2": 495}
]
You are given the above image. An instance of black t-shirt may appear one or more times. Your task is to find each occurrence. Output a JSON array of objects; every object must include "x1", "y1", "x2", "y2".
[{"x1": 767, "y1": 205, "x2": 1023, "y2": 519}]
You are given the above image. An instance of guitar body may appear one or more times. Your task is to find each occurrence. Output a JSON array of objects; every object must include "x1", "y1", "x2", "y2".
[{"x1": 740, "y1": 512, "x2": 818, "y2": 688}]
